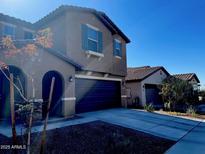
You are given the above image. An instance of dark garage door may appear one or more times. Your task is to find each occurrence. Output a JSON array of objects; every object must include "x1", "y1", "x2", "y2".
[
  {"x1": 145, "y1": 84, "x2": 163, "y2": 108},
  {"x1": 76, "y1": 79, "x2": 121, "y2": 113}
]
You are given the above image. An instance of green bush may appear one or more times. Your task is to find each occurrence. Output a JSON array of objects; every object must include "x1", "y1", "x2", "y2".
[
  {"x1": 199, "y1": 90, "x2": 205, "y2": 102},
  {"x1": 164, "y1": 101, "x2": 171, "y2": 111},
  {"x1": 186, "y1": 106, "x2": 196, "y2": 117},
  {"x1": 160, "y1": 76, "x2": 198, "y2": 111},
  {"x1": 144, "y1": 103, "x2": 154, "y2": 112}
]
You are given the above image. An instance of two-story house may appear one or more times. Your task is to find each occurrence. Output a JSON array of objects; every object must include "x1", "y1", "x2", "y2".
[{"x1": 0, "y1": 5, "x2": 130, "y2": 120}]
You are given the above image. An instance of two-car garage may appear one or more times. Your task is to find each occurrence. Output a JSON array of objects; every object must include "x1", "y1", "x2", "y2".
[{"x1": 75, "y1": 78, "x2": 121, "y2": 113}]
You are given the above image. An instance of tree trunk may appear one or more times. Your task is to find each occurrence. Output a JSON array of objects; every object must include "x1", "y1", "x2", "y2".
[
  {"x1": 40, "y1": 77, "x2": 55, "y2": 154},
  {"x1": 27, "y1": 103, "x2": 34, "y2": 154},
  {"x1": 10, "y1": 73, "x2": 17, "y2": 145},
  {"x1": 27, "y1": 78, "x2": 35, "y2": 154}
]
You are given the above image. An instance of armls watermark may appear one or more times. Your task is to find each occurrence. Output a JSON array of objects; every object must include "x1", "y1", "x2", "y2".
[{"x1": 0, "y1": 144, "x2": 26, "y2": 150}]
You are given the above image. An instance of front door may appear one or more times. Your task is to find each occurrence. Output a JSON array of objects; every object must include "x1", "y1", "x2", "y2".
[{"x1": 42, "y1": 71, "x2": 64, "y2": 119}]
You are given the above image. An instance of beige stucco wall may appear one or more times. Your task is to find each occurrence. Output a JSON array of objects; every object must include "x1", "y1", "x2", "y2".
[
  {"x1": 126, "y1": 69, "x2": 168, "y2": 106},
  {"x1": 189, "y1": 78, "x2": 198, "y2": 84},
  {"x1": 0, "y1": 8, "x2": 129, "y2": 115},
  {"x1": 0, "y1": 48, "x2": 76, "y2": 117},
  {"x1": 37, "y1": 10, "x2": 127, "y2": 77},
  {"x1": 35, "y1": 10, "x2": 128, "y2": 107},
  {"x1": 35, "y1": 14, "x2": 67, "y2": 55},
  {"x1": 126, "y1": 82, "x2": 142, "y2": 106},
  {"x1": 65, "y1": 11, "x2": 127, "y2": 76}
]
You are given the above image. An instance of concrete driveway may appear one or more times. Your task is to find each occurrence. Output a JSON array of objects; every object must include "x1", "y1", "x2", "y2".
[
  {"x1": 79, "y1": 108, "x2": 200, "y2": 141},
  {"x1": 1, "y1": 108, "x2": 205, "y2": 154},
  {"x1": 79, "y1": 108, "x2": 205, "y2": 154}
]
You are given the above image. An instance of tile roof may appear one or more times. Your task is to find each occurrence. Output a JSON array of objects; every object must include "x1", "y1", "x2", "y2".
[
  {"x1": 0, "y1": 40, "x2": 82, "y2": 70},
  {"x1": 173, "y1": 73, "x2": 200, "y2": 83},
  {"x1": 34, "y1": 5, "x2": 130, "y2": 43},
  {"x1": 126, "y1": 66, "x2": 170, "y2": 81},
  {"x1": 0, "y1": 5, "x2": 130, "y2": 43},
  {"x1": 0, "y1": 13, "x2": 34, "y2": 29}
]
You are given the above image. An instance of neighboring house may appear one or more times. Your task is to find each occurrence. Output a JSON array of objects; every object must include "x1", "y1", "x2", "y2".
[
  {"x1": 0, "y1": 5, "x2": 130, "y2": 120},
  {"x1": 173, "y1": 73, "x2": 200, "y2": 91},
  {"x1": 125, "y1": 66, "x2": 170, "y2": 107}
]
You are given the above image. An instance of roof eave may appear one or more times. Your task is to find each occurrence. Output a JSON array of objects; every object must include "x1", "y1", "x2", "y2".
[
  {"x1": 42, "y1": 47, "x2": 83, "y2": 70},
  {"x1": 34, "y1": 5, "x2": 131, "y2": 43}
]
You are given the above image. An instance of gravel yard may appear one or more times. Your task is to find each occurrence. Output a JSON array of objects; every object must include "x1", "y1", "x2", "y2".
[{"x1": 0, "y1": 121, "x2": 175, "y2": 154}]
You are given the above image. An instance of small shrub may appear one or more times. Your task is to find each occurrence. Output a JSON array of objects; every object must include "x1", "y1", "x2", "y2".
[
  {"x1": 164, "y1": 101, "x2": 171, "y2": 111},
  {"x1": 186, "y1": 106, "x2": 196, "y2": 117},
  {"x1": 144, "y1": 103, "x2": 154, "y2": 112}
]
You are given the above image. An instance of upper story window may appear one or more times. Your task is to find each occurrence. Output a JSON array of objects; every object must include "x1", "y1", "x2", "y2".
[
  {"x1": 87, "y1": 27, "x2": 98, "y2": 52},
  {"x1": 81, "y1": 24, "x2": 103, "y2": 53},
  {"x1": 3, "y1": 24, "x2": 15, "y2": 39},
  {"x1": 24, "y1": 31, "x2": 33, "y2": 40},
  {"x1": 113, "y1": 39, "x2": 122, "y2": 57}
]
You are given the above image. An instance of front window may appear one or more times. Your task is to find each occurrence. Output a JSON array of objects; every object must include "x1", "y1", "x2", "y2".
[
  {"x1": 24, "y1": 31, "x2": 33, "y2": 40},
  {"x1": 114, "y1": 39, "x2": 122, "y2": 57},
  {"x1": 82, "y1": 24, "x2": 103, "y2": 54},
  {"x1": 87, "y1": 26, "x2": 98, "y2": 52},
  {"x1": 3, "y1": 25, "x2": 15, "y2": 39}
]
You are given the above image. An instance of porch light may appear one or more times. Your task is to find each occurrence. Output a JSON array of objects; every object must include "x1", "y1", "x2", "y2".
[{"x1": 68, "y1": 76, "x2": 73, "y2": 82}]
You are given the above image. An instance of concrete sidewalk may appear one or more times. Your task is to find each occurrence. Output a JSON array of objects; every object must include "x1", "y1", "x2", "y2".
[
  {"x1": 0, "y1": 117, "x2": 96, "y2": 137},
  {"x1": 166, "y1": 122, "x2": 205, "y2": 154}
]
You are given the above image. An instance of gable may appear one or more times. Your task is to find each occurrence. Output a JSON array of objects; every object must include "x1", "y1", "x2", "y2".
[
  {"x1": 142, "y1": 69, "x2": 168, "y2": 84},
  {"x1": 34, "y1": 5, "x2": 130, "y2": 43},
  {"x1": 126, "y1": 66, "x2": 170, "y2": 82}
]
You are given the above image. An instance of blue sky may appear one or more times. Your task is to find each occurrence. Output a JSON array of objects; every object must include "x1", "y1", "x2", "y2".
[{"x1": 1, "y1": 0, "x2": 205, "y2": 88}]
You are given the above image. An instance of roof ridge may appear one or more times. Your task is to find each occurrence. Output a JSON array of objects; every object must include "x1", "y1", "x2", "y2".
[
  {"x1": 35, "y1": 5, "x2": 100, "y2": 25},
  {"x1": 128, "y1": 66, "x2": 163, "y2": 70},
  {"x1": 173, "y1": 73, "x2": 195, "y2": 76},
  {"x1": 0, "y1": 12, "x2": 33, "y2": 25},
  {"x1": 34, "y1": 5, "x2": 130, "y2": 43},
  {"x1": 172, "y1": 73, "x2": 200, "y2": 83},
  {"x1": 0, "y1": 5, "x2": 130, "y2": 43}
]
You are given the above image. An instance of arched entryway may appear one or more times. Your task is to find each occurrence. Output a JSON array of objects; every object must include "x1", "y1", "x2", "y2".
[
  {"x1": 0, "y1": 66, "x2": 26, "y2": 120},
  {"x1": 42, "y1": 71, "x2": 64, "y2": 119}
]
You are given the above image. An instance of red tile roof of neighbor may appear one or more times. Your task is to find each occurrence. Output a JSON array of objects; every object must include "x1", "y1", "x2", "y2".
[
  {"x1": 126, "y1": 66, "x2": 170, "y2": 82},
  {"x1": 173, "y1": 73, "x2": 200, "y2": 83}
]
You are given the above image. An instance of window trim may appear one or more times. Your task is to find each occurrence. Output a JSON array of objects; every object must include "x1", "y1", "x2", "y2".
[
  {"x1": 2, "y1": 23, "x2": 16, "y2": 39},
  {"x1": 114, "y1": 39, "x2": 122, "y2": 58},
  {"x1": 87, "y1": 25, "x2": 99, "y2": 52},
  {"x1": 115, "y1": 55, "x2": 122, "y2": 59},
  {"x1": 115, "y1": 39, "x2": 121, "y2": 43},
  {"x1": 86, "y1": 50, "x2": 104, "y2": 58},
  {"x1": 86, "y1": 24, "x2": 99, "y2": 31}
]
